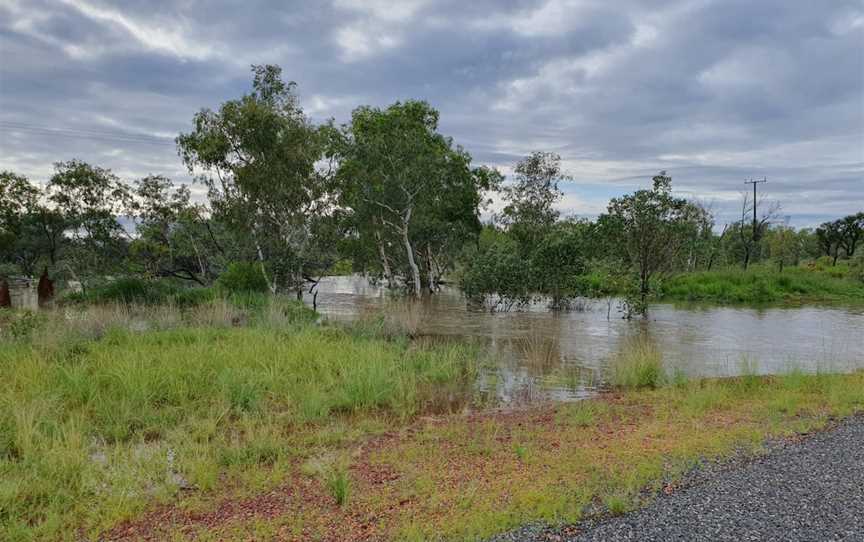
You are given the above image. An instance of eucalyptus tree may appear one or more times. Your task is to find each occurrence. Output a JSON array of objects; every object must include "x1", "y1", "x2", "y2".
[
  {"x1": 177, "y1": 64, "x2": 334, "y2": 296},
  {"x1": 0, "y1": 171, "x2": 41, "y2": 274},
  {"x1": 499, "y1": 151, "x2": 567, "y2": 250},
  {"x1": 335, "y1": 100, "x2": 488, "y2": 297},
  {"x1": 598, "y1": 172, "x2": 704, "y2": 313},
  {"x1": 45, "y1": 160, "x2": 132, "y2": 289},
  {"x1": 128, "y1": 175, "x2": 219, "y2": 284}
]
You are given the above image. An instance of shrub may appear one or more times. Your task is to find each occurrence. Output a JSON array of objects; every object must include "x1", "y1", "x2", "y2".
[
  {"x1": 216, "y1": 262, "x2": 270, "y2": 294},
  {"x1": 850, "y1": 255, "x2": 864, "y2": 284},
  {"x1": 63, "y1": 278, "x2": 215, "y2": 307}
]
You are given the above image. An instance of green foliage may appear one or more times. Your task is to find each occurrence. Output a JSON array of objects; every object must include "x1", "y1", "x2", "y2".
[
  {"x1": 461, "y1": 237, "x2": 531, "y2": 310},
  {"x1": 598, "y1": 172, "x2": 709, "y2": 312},
  {"x1": 64, "y1": 278, "x2": 216, "y2": 307},
  {"x1": 0, "y1": 64, "x2": 860, "y2": 314},
  {"x1": 177, "y1": 64, "x2": 334, "y2": 294},
  {"x1": 850, "y1": 254, "x2": 864, "y2": 284},
  {"x1": 660, "y1": 264, "x2": 864, "y2": 303},
  {"x1": 335, "y1": 99, "x2": 494, "y2": 297},
  {"x1": 499, "y1": 151, "x2": 566, "y2": 246},
  {"x1": 216, "y1": 262, "x2": 270, "y2": 294}
]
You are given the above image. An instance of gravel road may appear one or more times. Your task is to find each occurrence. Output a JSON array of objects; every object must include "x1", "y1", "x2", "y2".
[{"x1": 492, "y1": 415, "x2": 864, "y2": 542}]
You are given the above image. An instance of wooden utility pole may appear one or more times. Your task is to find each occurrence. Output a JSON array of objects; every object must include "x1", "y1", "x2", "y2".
[{"x1": 744, "y1": 177, "x2": 767, "y2": 240}]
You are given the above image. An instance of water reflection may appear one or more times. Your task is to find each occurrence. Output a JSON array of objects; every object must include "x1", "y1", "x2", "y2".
[{"x1": 304, "y1": 276, "x2": 864, "y2": 405}]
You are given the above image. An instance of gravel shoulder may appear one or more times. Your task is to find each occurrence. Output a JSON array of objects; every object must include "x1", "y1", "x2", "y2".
[{"x1": 492, "y1": 415, "x2": 864, "y2": 542}]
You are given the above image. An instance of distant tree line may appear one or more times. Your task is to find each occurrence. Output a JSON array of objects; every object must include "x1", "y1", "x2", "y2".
[{"x1": 1, "y1": 64, "x2": 862, "y2": 314}]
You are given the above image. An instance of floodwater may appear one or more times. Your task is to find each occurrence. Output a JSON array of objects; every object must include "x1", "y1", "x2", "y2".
[{"x1": 305, "y1": 276, "x2": 864, "y2": 405}]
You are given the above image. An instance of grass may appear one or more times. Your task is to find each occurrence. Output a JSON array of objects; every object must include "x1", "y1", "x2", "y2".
[
  {"x1": 1, "y1": 300, "x2": 862, "y2": 541},
  {"x1": 659, "y1": 263, "x2": 864, "y2": 304},
  {"x1": 609, "y1": 336, "x2": 665, "y2": 389},
  {"x1": 0, "y1": 300, "x2": 478, "y2": 541}
]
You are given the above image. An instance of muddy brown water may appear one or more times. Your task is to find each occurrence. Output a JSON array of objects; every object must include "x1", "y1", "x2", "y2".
[{"x1": 304, "y1": 276, "x2": 864, "y2": 405}]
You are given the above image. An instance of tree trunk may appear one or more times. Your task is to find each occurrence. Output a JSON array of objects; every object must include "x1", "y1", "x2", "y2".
[
  {"x1": 426, "y1": 244, "x2": 440, "y2": 293},
  {"x1": 255, "y1": 241, "x2": 276, "y2": 294},
  {"x1": 375, "y1": 229, "x2": 393, "y2": 288},
  {"x1": 401, "y1": 210, "x2": 421, "y2": 299}
]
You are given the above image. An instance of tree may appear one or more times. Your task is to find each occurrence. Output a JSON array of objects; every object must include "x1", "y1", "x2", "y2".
[
  {"x1": 837, "y1": 212, "x2": 864, "y2": 259},
  {"x1": 177, "y1": 64, "x2": 333, "y2": 296},
  {"x1": 529, "y1": 220, "x2": 590, "y2": 309},
  {"x1": 736, "y1": 189, "x2": 780, "y2": 270},
  {"x1": 816, "y1": 220, "x2": 843, "y2": 265},
  {"x1": 599, "y1": 172, "x2": 703, "y2": 313},
  {"x1": 0, "y1": 171, "x2": 41, "y2": 274},
  {"x1": 499, "y1": 151, "x2": 567, "y2": 249},
  {"x1": 129, "y1": 175, "x2": 217, "y2": 285},
  {"x1": 335, "y1": 100, "x2": 485, "y2": 297},
  {"x1": 461, "y1": 235, "x2": 532, "y2": 311},
  {"x1": 766, "y1": 225, "x2": 797, "y2": 272},
  {"x1": 45, "y1": 160, "x2": 131, "y2": 290}
]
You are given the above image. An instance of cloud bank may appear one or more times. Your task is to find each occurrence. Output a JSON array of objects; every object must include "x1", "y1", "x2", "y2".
[{"x1": 1, "y1": 0, "x2": 862, "y2": 226}]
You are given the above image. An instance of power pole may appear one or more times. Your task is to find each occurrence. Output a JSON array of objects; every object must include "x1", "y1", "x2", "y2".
[{"x1": 744, "y1": 177, "x2": 767, "y2": 240}]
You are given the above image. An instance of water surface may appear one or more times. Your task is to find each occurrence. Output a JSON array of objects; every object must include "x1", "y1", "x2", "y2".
[{"x1": 304, "y1": 276, "x2": 864, "y2": 405}]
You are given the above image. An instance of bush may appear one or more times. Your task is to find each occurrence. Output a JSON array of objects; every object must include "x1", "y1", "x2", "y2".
[
  {"x1": 64, "y1": 277, "x2": 214, "y2": 307},
  {"x1": 460, "y1": 239, "x2": 531, "y2": 310},
  {"x1": 850, "y1": 255, "x2": 864, "y2": 284},
  {"x1": 216, "y1": 262, "x2": 270, "y2": 294}
]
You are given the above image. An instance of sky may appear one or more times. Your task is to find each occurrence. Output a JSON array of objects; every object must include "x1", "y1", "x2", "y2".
[{"x1": 1, "y1": 0, "x2": 862, "y2": 227}]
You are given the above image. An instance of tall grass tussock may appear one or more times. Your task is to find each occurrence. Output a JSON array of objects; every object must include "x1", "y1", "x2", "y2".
[
  {"x1": 0, "y1": 298, "x2": 478, "y2": 541},
  {"x1": 609, "y1": 336, "x2": 665, "y2": 389}
]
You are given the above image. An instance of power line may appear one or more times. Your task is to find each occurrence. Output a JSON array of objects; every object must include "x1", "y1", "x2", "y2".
[
  {"x1": 744, "y1": 177, "x2": 767, "y2": 239},
  {"x1": 0, "y1": 121, "x2": 177, "y2": 147}
]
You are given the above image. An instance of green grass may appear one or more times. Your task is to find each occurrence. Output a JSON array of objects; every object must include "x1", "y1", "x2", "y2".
[
  {"x1": 0, "y1": 301, "x2": 478, "y2": 541},
  {"x1": 370, "y1": 371, "x2": 863, "y2": 541},
  {"x1": 659, "y1": 263, "x2": 864, "y2": 304},
  {"x1": 2, "y1": 298, "x2": 862, "y2": 541},
  {"x1": 609, "y1": 336, "x2": 665, "y2": 389}
]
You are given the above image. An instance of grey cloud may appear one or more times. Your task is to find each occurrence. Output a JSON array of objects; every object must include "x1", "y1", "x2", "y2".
[{"x1": 0, "y1": 0, "x2": 861, "y2": 227}]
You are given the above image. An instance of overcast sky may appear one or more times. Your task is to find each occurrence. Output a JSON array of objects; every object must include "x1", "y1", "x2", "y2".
[{"x1": 1, "y1": 0, "x2": 862, "y2": 226}]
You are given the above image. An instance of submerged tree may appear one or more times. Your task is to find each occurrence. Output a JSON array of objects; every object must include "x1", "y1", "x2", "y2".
[{"x1": 599, "y1": 172, "x2": 704, "y2": 314}]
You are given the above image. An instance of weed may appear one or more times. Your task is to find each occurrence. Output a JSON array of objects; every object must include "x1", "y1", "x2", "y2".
[
  {"x1": 603, "y1": 493, "x2": 629, "y2": 516},
  {"x1": 513, "y1": 442, "x2": 528, "y2": 460},
  {"x1": 562, "y1": 400, "x2": 606, "y2": 427},
  {"x1": 326, "y1": 465, "x2": 351, "y2": 507}
]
